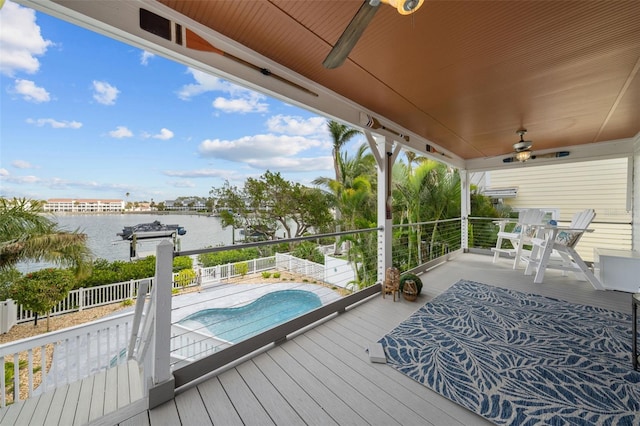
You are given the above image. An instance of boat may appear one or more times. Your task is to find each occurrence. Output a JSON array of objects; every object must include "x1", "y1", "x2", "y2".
[{"x1": 117, "y1": 220, "x2": 187, "y2": 240}]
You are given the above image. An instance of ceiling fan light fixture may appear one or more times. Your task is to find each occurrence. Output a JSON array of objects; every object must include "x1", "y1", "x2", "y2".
[
  {"x1": 382, "y1": 0, "x2": 424, "y2": 15},
  {"x1": 515, "y1": 150, "x2": 532, "y2": 162}
]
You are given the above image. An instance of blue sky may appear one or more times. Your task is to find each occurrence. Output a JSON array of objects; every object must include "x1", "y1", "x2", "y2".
[{"x1": 0, "y1": 1, "x2": 365, "y2": 202}]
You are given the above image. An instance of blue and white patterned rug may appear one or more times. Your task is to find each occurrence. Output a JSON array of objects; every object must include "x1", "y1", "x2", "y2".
[{"x1": 379, "y1": 280, "x2": 640, "y2": 425}]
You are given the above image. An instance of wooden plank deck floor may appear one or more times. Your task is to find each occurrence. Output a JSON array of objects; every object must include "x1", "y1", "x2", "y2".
[
  {"x1": 4, "y1": 253, "x2": 625, "y2": 425},
  {"x1": 0, "y1": 359, "x2": 146, "y2": 426},
  {"x1": 117, "y1": 253, "x2": 632, "y2": 426}
]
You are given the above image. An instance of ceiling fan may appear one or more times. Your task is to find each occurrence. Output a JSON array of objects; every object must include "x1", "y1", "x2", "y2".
[
  {"x1": 323, "y1": 0, "x2": 424, "y2": 69},
  {"x1": 502, "y1": 129, "x2": 570, "y2": 163}
]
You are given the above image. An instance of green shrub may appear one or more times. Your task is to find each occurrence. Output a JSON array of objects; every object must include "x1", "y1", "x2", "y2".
[
  {"x1": 273, "y1": 272, "x2": 281, "y2": 278},
  {"x1": 261, "y1": 272, "x2": 272, "y2": 278},
  {"x1": 0, "y1": 267, "x2": 22, "y2": 301},
  {"x1": 4, "y1": 360, "x2": 40, "y2": 396},
  {"x1": 76, "y1": 257, "x2": 155, "y2": 288},
  {"x1": 172, "y1": 256, "x2": 193, "y2": 272},
  {"x1": 122, "y1": 298, "x2": 134, "y2": 307},
  {"x1": 291, "y1": 241, "x2": 324, "y2": 264},
  {"x1": 198, "y1": 248, "x2": 260, "y2": 267},
  {"x1": 235, "y1": 262, "x2": 249, "y2": 277},
  {"x1": 11, "y1": 268, "x2": 76, "y2": 330},
  {"x1": 399, "y1": 273, "x2": 423, "y2": 295},
  {"x1": 175, "y1": 269, "x2": 196, "y2": 287}
]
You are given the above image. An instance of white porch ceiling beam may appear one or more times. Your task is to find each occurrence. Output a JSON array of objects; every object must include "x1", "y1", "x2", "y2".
[{"x1": 465, "y1": 136, "x2": 637, "y2": 173}]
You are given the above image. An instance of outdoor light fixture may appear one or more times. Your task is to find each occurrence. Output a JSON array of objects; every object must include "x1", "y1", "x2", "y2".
[{"x1": 515, "y1": 150, "x2": 532, "y2": 162}]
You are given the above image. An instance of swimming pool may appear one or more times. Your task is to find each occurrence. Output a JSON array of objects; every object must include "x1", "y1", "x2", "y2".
[{"x1": 178, "y1": 289, "x2": 322, "y2": 343}]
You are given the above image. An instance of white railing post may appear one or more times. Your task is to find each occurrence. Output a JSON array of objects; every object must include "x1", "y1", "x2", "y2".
[
  {"x1": 148, "y1": 240, "x2": 175, "y2": 409},
  {"x1": 78, "y1": 288, "x2": 84, "y2": 312},
  {"x1": 460, "y1": 169, "x2": 470, "y2": 251}
]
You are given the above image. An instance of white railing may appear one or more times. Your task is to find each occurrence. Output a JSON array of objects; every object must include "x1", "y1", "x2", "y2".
[
  {"x1": 275, "y1": 252, "x2": 325, "y2": 282},
  {"x1": 0, "y1": 311, "x2": 134, "y2": 407},
  {"x1": 205, "y1": 256, "x2": 277, "y2": 283},
  {"x1": 169, "y1": 323, "x2": 232, "y2": 368}
]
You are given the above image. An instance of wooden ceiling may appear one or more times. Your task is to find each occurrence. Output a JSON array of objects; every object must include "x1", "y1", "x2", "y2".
[
  {"x1": 155, "y1": 0, "x2": 640, "y2": 165},
  {"x1": 25, "y1": 0, "x2": 640, "y2": 168}
]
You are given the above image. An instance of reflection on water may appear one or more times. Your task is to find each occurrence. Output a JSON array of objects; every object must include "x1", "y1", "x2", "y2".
[{"x1": 18, "y1": 214, "x2": 236, "y2": 272}]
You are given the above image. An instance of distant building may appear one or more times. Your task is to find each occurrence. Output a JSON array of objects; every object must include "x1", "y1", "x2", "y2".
[
  {"x1": 44, "y1": 198, "x2": 125, "y2": 212},
  {"x1": 163, "y1": 198, "x2": 207, "y2": 211}
]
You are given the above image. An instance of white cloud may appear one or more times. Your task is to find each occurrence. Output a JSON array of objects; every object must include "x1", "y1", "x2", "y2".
[
  {"x1": 245, "y1": 156, "x2": 332, "y2": 171},
  {"x1": 212, "y1": 94, "x2": 268, "y2": 114},
  {"x1": 171, "y1": 180, "x2": 196, "y2": 188},
  {"x1": 26, "y1": 118, "x2": 82, "y2": 128},
  {"x1": 140, "y1": 51, "x2": 155, "y2": 65},
  {"x1": 14, "y1": 79, "x2": 50, "y2": 103},
  {"x1": 11, "y1": 160, "x2": 37, "y2": 169},
  {"x1": 0, "y1": 168, "x2": 9, "y2": 176},
  {"x1": 163, "y1": 168, "x2": 243, "y2": 180},
  {"x1": 92, "y1": 80, "x2": 119, "y2": 105},
  {"x1": 153, "y1": 128, "x2": 174, "y2": 140},
  {"x1": 177, "y1": 69, "x2": 239, "y2": 99},
  {"x1": 199, "y1": 134, "x2": 320, "y2": 160},
  {"x1": 266, "y1": 115, "x2": 327, "y2": 136},
  {"x1": 198, "y1": 134, "x2": 331, "y2": 171},
  {"x1": 0, "y1": 2, "x2": 52, "y2": 77},
  {"x1": 1, "y1": 174, "x2": 41, "y2": 184},
  {"x1": 178, "y1": 68, "x2": 269, "y2": 113},
  {"x1": 108, "y1": 126, "x2": 133, "y2": 138}
]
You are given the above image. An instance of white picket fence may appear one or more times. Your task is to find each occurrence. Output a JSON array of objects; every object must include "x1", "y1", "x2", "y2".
[
  {"x1": 275, "y1": 252, "x2": 325, "y2": 282},
  {"x1": 200, "y1": 255, "x2": 277, "y2": 284}
]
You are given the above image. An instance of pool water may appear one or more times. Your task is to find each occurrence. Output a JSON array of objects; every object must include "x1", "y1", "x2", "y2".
[{"x1": 178, "y1": 290, "x2": 322, "y2": 343}]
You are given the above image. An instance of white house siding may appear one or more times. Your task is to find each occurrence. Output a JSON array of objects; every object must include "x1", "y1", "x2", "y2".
[
  {"x1": 634, "y1": 138, "x2": 640, "y2": 251},
  {"x1": 486, "y1": 157, "x2": 631, "y2": 262}
]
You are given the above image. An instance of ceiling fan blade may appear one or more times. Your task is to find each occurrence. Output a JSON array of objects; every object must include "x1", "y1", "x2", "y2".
[
  {"x1": 323, "y1": 1, "x2": 380, "y2": 69},
  {"x1": 531, "y1": 151, "x2": 570, "y2": 160}
]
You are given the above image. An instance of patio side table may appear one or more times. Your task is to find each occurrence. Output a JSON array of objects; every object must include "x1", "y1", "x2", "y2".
[{"x1": 633, "y1": 293, "x2": 640, "y2": 370}]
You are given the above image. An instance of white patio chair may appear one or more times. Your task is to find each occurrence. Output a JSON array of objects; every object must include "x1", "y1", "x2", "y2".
[
  {"x1": 522, "y1": 209, "x2": 604, "y2": 289},
  {"x1": 492, "y1": 209, "x2": 546, "y2": 269}
]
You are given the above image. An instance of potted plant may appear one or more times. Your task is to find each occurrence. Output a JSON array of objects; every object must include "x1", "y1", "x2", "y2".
[{"x1": 399, "y1": 273, "x2": 423, "y2": 301}]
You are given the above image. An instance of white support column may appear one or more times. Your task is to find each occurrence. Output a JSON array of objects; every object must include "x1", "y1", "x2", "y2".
[
  {"x1": 366, "y1": 132, "x2": 398, "y2": 283},
  {"x1": 148, "y1": 240, "x2": 175, "y2": 409},
  {"x1": 460, "y1": 169, "x2": 471, "y2": 251}
]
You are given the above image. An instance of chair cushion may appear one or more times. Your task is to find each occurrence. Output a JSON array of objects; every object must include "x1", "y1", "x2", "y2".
[{"x1": 555, "y1": 230, "x2": 580, "y2": 246}]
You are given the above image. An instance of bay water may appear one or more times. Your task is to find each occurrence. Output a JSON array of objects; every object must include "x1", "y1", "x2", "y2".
[{"x1": 18, "y1": 213, "x2": 237, "y2": 272}]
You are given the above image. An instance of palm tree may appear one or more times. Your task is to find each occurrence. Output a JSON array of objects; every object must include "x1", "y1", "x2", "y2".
[
  {"x1": 393, "y1": 160, "x2": 461, "y2": 266},
  {"x1": 322, "y1": 121, "x2": 362, "y2": 254},
  {"x1": 0, "y1": 198, "x2": 92, "y2": 276},
  {"x1": 314, "y1": 144, "x2": 376, "y2": 230},
  {"x1": 327, "y1": 120, "x2": 361, "y2": 184}
]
